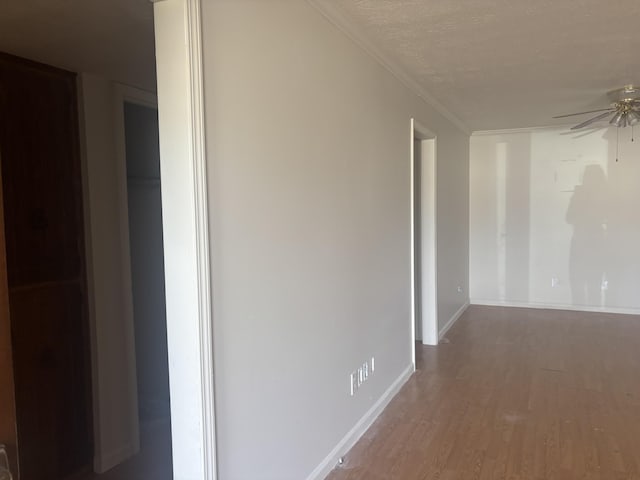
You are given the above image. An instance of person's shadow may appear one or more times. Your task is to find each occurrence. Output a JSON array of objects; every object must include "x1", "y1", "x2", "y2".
[{"x1": 566, "y1": 164, "x2": 608, "y2": 306}]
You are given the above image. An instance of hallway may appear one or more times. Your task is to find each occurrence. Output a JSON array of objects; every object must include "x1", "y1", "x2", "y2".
[
  {"x1": 77, "y1": 419, "x2": 172, "y2": 480},
  {"x1": 326, "y1": 306, "x2": 640, "y2": 479}
]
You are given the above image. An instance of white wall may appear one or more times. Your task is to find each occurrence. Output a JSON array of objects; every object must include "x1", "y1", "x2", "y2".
[
  {"x1": 470, "y1": 127, "x2": 640, "y2": 313},
  {"x1": 201, "y1": 1, "x2": 469, "y2": 479},
  {"x1": 78, "y1": 73, "x2": 139, "y2": 472}
]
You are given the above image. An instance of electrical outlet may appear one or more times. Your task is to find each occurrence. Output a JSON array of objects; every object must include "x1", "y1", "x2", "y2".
[
  {"x1": 457, "y1": 286, "x2": 463, "y2": 293},
  {"x1": 350, "y1": 371, "x2": 359, "y2": 396},
  {"x1": 551, "y1": 277, "x2": 560, "y2": 287},
  {"x1": 350, "y1": 357, "x2": 375, "y2": 396}
]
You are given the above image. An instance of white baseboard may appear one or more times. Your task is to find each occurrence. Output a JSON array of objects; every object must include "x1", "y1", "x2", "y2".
[
  {"x1": 94, "y1": 441, "x2": 139, "y2": 474},
  {"x1": 470, "y1": 299, "x2": 640, "y2": 316},
  {"x1": 305, "y1": 363, "x2": 414, "y2": 480},
  {"x1": 439, "y1": 300, "x2": 470, "y2": 341}
]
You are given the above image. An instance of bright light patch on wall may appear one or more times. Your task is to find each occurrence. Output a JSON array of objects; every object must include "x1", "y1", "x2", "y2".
[
  {"x1": 470, "y1": 126, "x2": 640, "y2": 313},
  {"x1": 496, "y1": 142, "x2": 507, "y2": 301}
]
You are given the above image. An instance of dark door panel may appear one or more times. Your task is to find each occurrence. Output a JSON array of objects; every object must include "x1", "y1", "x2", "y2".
[{"x1": 0, "y1": 52, "x2": 93, "y2": 480}]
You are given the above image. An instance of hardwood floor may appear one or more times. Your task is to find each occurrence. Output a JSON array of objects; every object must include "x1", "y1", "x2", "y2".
[{"x1": 325, "y1": 305, "x2": 640, "y2": 480}]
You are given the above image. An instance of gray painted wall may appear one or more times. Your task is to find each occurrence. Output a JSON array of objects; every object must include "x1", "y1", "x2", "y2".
[{"x1": 201, "y1": 2, "x2": 469, "y2": 478}]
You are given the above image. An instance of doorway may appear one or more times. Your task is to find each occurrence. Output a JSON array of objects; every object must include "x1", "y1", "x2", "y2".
[
  {"x1": 411, "y1": 119, "x2": 438, "y2": 365},
  {"x1": 0, "y1": 2, "x2": 216, "y2": 479},
  {"x1": 111, "y1": 89, "x2": 173, "y2": 479},
  {"x1": 123, "y1": 97, "x2": 171, "y2": 435}
]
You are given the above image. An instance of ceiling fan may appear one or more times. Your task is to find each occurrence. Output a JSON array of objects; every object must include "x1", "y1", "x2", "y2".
[{"x1": 554, "y1": 85, "x2": 640, "y2": 130}]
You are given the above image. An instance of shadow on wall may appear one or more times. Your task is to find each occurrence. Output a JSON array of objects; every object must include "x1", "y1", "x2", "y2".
[
  {"x1": 470, "y1": 125, "x2": 640, "y2": 311},
  {"x1": 566, "y1": 164, "x2": 608, "y2": 306},
  {"x1": 561, "y1": 126, "x2": 640, "y2": 310},
  {"x1": 604, "y1": 127, "x2": 640, "y2": 308}
]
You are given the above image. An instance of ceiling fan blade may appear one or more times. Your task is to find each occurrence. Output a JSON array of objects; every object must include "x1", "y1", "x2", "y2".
[
  {"x1": 571, "y1": 111, "x2": 614, "y2": 130},
  {"x1": 553, "y1": 108, "x2": 614, "y2": 119}
]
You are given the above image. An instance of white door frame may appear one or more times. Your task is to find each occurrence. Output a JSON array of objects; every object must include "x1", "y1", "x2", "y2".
[
  {"x1": 153, "y1": 1, "x2": 217, "y2": 480},
  {"x1": 410, "y1": 119, "x2": 438, "y2": 364}
]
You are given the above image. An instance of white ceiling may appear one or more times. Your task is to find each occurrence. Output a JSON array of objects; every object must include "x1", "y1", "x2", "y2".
[
  {"x1": 2, "y1": 1, "x2": 639, "y2": 131},
  {"x1": 0, "y1": 0, "x2": 156, "y2": 91},
  {"x1": 324, "y1": 0, "x2": 640, "y2": 131}
]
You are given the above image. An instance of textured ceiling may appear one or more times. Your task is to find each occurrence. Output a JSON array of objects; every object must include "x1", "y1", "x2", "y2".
[
  {"x1": 325, "y1": 0, "x2": 640, "y2": 131},
  {"x1": 2, "y1": 1, "x2": 639, "y2": 130},
  {"x1": 0, "y1": 0, "x2": 155, "y2": 91}
]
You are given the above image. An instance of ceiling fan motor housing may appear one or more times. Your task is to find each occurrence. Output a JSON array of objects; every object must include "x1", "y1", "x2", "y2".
[{"x1": 608, "y1": 85, "x2": 640, "y2": 103}]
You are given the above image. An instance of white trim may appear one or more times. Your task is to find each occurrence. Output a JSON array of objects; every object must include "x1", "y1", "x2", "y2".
[
  {"x1": 153, "y1": 0, "x2": 217, "y2": 479},
  {"x1": 94, "y1": 442, "x2": 138, "y2": 474},
  {"x1": 305, "y1": 364, "x2": 414, "y2": 480},
  {"x1": 186, "y1": 0, "x2": 218, "y2": 478},
  {"x1": 409, "y1": 122, "x2": 416, "y2": 364},
  {"x1": 75, "y1": 76, "x2": 102, "y2": 474},
  {"x1": 471, "y1": 123, "x2": 580, "y2": 136},
  {"x1": 116, "y1": 85, "x2": 158, "y2": 108},
  {"x1": 439, "y1": 301, "x2": 469, "y2": 341},
  {"x1": 470, "y1": 300, "x2": 640, "y2": 316},
  {"x1": 306, "y1": 0, "x2": 470, "y2": 135},
  {"x1": 411, "y1": 119, "x2": 438, "y2": 351}
]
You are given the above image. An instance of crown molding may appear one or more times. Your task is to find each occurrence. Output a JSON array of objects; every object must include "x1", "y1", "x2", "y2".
[
  {"x1": 306, "y1": 0, "x2": 471, "y2": 135},
  {"x1": 471, "y1": 123, "x2": 581, "y2": 136}
]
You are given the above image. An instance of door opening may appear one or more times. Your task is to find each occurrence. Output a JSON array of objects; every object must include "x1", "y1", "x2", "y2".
[
  {"x1": 124, "y1": 99, "x2": 171, "y2": 436},
  {"x1": 101, "y1": 87, "x2": 174, "y2": 480},
  {"x1": 0, "y1": 2, "x2": 216, "y2": 479},
  {"x1": 411, "y1": 119, "x2": 438, "y2": 366}
]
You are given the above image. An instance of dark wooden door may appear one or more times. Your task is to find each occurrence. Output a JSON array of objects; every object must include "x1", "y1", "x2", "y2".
[
  {"x1": 0, "y1": 53, "x2": 93, "y2": 480},
  {"x1": 0, "y1": 152, "x2": 19, "y2": 479}
]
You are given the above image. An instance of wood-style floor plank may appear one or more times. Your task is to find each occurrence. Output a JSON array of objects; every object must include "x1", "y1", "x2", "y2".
[{"x1": 325, "y1": 306, "x2": 640, "y2": 480}]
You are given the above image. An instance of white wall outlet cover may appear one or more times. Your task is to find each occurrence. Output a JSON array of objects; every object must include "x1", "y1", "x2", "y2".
[{"x1": 350, "y1": 372, "x2": 358, "y2": 396}]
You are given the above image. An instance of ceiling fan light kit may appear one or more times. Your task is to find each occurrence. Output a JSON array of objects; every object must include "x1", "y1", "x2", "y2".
[{"x1": 553, "y1": 85, "x2": 640, "y2": 161}]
